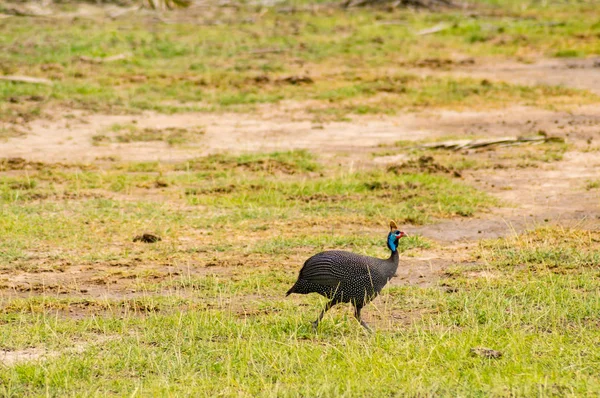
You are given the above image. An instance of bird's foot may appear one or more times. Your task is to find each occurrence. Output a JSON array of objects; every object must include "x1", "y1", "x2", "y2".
[
  {"x1": 311, "y1": 320, "x2": 319, "y2": 331},
  {"x1": 360, "y1": 320, "x2": 373, "y2": 333}
]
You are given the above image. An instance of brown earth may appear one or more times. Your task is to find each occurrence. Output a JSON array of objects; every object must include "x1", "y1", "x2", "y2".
[
  {"x1": 447, "y1": 57, "x2": 600, "y2": 95},
  {"x1": 1, "y1": 59, "x2": 599, "y2": 313}
]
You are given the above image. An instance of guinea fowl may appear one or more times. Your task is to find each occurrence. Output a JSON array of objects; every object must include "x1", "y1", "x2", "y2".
[{"x1": 287, "y1": 221, "x2": 406, "y2": 331}]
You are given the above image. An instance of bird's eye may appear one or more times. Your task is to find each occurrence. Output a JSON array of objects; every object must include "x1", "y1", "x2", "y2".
[{"x1": 395, "y1": 231, "x2": 400, "y2": 236}]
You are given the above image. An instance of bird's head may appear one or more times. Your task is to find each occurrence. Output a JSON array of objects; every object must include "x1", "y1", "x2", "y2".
[{"x1": 387, "y1": 220, "x2": 407, "y2": 252}]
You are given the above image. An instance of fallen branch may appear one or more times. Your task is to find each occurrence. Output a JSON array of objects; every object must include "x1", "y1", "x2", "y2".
[
  {"x1": 418, "y1": 136, "x2": 565, "y2": 151},
  {"x1": 415, "y1": 23, "x2": 450, "y2": 36},
  {"x1": 248, "y1": 48, "x2": 287, "y2": 55},
  {"x1": 0, "y1": 75, "x2": 53, "y2": 85},
  {"x1": 78, "y1": 53, "x2": 132, "y2": 64}
]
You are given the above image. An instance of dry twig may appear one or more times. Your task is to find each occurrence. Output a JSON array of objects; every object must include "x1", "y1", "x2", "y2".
[
  {"x1": 418, "y1": 136, "x2": 564, "y2": 151},
  {"x1": 0, "y1": 75, "x2": 53, "y2": 85}
]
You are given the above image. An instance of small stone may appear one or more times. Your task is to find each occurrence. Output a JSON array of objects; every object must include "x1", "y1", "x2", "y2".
[
  {"x1": 133, "y1": 233, "x2": 161, "y2": 243},
  {"x1": 470, "y1": 347, "x2": 503, "y2": 359}
]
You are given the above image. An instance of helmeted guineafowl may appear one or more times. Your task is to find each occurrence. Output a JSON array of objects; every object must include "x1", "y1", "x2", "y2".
[{"x1": 287, "y1": 220, "x2": 407, "y2": 331}]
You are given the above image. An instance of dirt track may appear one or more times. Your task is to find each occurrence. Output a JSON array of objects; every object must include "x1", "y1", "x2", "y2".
[
  {"x1": 1, "y1": 58, "x2": 599, "y2": 299},
  {"x1": 3, "y1": 58, "x2": 600, "y2": 162}
]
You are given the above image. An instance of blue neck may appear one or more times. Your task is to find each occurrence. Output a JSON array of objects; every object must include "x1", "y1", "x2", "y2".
[{"x1": 387, "y1": 234, "x2": 397, "y2": 252}]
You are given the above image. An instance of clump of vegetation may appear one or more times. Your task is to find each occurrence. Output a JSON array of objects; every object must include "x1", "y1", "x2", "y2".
[
  {"x1": 479, "y1": 227, "x2": 600, "y2": 271},
  {"x1": 93, "y1": 123, "x2": 205, "y2": 146},
  {"x1": 0, "y1": 125, "x2": 28, "y2": 141},
  {"x1": 91, "y1": 134, "x2": 111, "y2": 145},
  {"x1": 585, "y1": 180, "x2": 600, "y2": 190},
  {"x1": 504, "y1": 141, "x2": 569, "y2": 166},
  {"x1": 176, "y1": 150, "x2": 321, "y2": 175}
]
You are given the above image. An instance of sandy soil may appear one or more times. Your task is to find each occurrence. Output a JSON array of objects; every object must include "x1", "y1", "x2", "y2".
[
  {"x1": 1, "y1": 58, "x2": 599, "y2": 306},
  {"x1": 452, "y1": 57, "x2": 600, "y2": 95}
]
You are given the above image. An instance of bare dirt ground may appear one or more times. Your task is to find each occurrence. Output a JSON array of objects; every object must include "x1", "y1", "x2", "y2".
[
  {"x1": 2, "y1": 57, "x2": 599, "y2": 162},
  {"x1": 1, "y1": 60, "x2": 599, "y2": 303},
  {"x1": 453, "y1": 57, "x2": 600, "y2": 95}
]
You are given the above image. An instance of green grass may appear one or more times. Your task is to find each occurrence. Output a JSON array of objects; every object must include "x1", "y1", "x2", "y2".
[
  {"x1": 1, "y1": 1, "x2": 599, "y2": 121},
  {"x1": 478, "y1": 226, "x2": 600, "y2": 271},
  {"x1": 0, "y1": 151, "x2": 493, "y2": 269},
  {"x1": 1, "y1": 1, "x2": 600, "y2": 395},
  {"x1": 0, "y1": 156, "x2": 598, "y2": 395},
  {"x1": 0, "y1": 227, "x2": 599, "y2": 396}
]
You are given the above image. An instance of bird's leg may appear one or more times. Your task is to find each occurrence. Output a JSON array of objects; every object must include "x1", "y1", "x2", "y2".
[
  {"x1": 354, "y1": 305, "x2": 373, "y2": 333},
  {"x1": 312, "y1": 300, "x2": 335, "y2": 331}
]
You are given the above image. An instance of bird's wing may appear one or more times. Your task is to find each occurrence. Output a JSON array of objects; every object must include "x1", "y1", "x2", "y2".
[
  {"x1": 299, "y1": 251, "x2": 376, "y2": 287},
  {"x1": 299, "y1": 264, "x2": 342, "y2": 287}
]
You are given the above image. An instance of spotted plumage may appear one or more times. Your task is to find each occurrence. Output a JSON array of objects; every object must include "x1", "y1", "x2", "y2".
[{"x1": 287, "y1": 221, "x2": 406, "y2": 331}]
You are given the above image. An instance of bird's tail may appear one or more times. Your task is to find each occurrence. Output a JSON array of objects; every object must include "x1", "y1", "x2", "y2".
[{"x1": 286, "y1": 283, "x2": 297, "y2": 296}]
